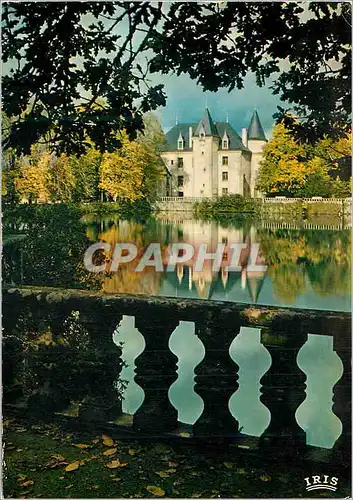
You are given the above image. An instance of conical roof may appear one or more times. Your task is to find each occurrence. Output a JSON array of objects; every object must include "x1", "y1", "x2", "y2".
[
  {"x1": 248, "y1": 110, "x2": 267, "y2": 141},
  {"x1": 195, "y1": 108, "x2": 218, "y2": 136}
]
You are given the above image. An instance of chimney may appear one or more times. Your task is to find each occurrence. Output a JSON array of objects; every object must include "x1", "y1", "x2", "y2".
[
  {"x1": 242, "y1": 128, "x2": 248, "y2": 148},
  {"x1": 189, "y1": 126, "x2": 193, "y2": 149}
]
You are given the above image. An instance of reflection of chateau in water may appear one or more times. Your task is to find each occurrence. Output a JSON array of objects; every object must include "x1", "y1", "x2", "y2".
[
  {"x1": 80, "y1": 216, "x2": 351, "y2": 310},
  {"x1": 162, "y1": 220, "x2": 266, "y2": 301},
  {"x1": 3, "y1": 208, "x2": 350, "y2": 310}
]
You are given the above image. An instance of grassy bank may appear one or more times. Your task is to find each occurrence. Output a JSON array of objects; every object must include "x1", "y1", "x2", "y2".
[{"x1": 4, "y1": 418, "x2": 350, "y2": 499}]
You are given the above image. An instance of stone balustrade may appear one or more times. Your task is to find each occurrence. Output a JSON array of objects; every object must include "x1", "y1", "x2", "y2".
[{"x1": 3, "y1": 286, "x2": 351, "y2": 466}]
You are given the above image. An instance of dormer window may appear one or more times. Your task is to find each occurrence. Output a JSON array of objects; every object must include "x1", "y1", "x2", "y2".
[
  {"x1": 177, "y1": 132, "x2": 184, "y2": 150},
  {"x1": 199, "y1": 124, "x2": 206, "y2": 140},
  {"x1": 222, "y1": 131, "x2": 229, "y2": 149}
]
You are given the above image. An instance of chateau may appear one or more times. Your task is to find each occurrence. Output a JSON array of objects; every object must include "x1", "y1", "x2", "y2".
[{"x1": 161, "y1": 108, "x2": 267, "y2": 198}]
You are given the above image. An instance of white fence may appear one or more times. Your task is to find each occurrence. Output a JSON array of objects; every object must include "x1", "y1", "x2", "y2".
[
  {"x1": 262, "y1": 197, "x2": 351, "y2": 204},
  {"x1": 159, "y1": 196, "x2": 352, "y2": 204},
  {"x1": 159, "y1": 197, "x2": 207, "y2": 203}
]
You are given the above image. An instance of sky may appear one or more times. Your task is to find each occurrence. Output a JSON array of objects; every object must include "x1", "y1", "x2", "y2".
[{"x1": 152, "y1": 71, "x2": 281, "y2": 139}]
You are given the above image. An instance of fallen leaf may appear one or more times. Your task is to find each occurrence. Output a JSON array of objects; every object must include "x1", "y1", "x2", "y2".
[
  {"x1": 20, "y1": 481, "x2": 34, "y2": 487},
  {"x1": 165, "y1": 468, "x2": 176, "y2": 473},
  {"x1": 19, "y1": 491, "x2": 32, "y2": 498},
  {"x1": 223, "y1": 462, "x2": 235, "y2": 469},
  {"x1": 191, "y1": 494, "x2": 202, "y2": 498},
  {"x1": 146, "y1": 486, "x2": 165, "y2": 497},
  {"x1": 49, "y1": 461, "x2": 68, "y2": 469},
  {"x1": 155, "y1": 471, "x2": 169, "y2": 478},
  {"x1": 17, "y1": 474, "x2": 27, "y2": 482},
  {"x1": 16, "y1": 448, "x2": 23, "y2": 452},
  {"x1": 112, "y1": 478, "x2": 122, "y2": 482},
  {"x1": 73, "y1": 443, "x2": 90, "y2": 449},
  {"x1": 91, "y1": 485, "x2": 99, "y2": 490},
  {"x1": 65, "y1": 484, "x2": 74, "y2": 490},
  {"x1": 65, "y1": 462, "x2": 80, "y2": 472},
  {"x1": 91, "y1": 439, "x2": 99, "y2": 444},
  {"x1": 103, "y1": 448, "x2": 117, "y2": 457},
  {"x1": 106, "y1": 460, "x2": 128, "y2": 469},
  {"x1": 51, "y1": 454, "x2": 66, "y2": 461},
  {"x1": 102, "y1": 434, "x2": 115, "y2": 447},
  {"x1": 179, "y1": 432, "x2": 191, "y2": 438},
  {"x1": 84, "y1": 455, "x2": 99, "y2": 463},
  {"x1": 260, "y1": 474, "x2": 272, "y2": 482},
  {"x1": 237, "y1": 468, "x2": 246, "y2": 474},
  {"x1": 168, "y1": 461, "x2": 178, "y2": 468},
  {"x1": 128, "y1": 449, "x2": 136, "y2": 455}
]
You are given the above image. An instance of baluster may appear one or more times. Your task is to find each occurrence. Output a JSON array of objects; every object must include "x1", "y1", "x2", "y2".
[
  {"x1": 332, "y1": 330, "x2": 351, "y2": 459},
  {"x1": 3, "y1": 334, "x2": 24, "y2": 404},
  {"x1": 2, "y1": 298, "x2": 24, "y2": 403},
  {"x1": 133, "y1": 315, "x2": 179, "y2": 433},
  {"x1": 193, "y1": 310, "x2": 240, "y2": 437},
  {"x1": 259, "y1": 327, "x2": 307, "y2": 455},
  {"x1": 78, "y1": 307, "x2": 123, "y2": 423},
  {"x1": 25, "y1": 306, "x2": 74, "y2": 418},
  {"x1": 2, "y1": 292, "x2": 24, "y2": 335}
]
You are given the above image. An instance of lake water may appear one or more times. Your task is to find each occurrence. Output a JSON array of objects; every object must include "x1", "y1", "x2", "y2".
[{"x1": 3, "y1": 207, "x2": 351, "y2": 449}]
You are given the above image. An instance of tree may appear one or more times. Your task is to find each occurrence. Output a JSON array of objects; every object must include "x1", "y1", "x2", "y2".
[
  {"x1": 2, "y1": 2, "x2": 351, "y2": 156},
  {"x1": 99, "y1": 131, "x2": 163, "y2": 202},
  {"x1": 14, "y1": 146, "x2": 50, "y2": 203},
  {"x1": 257, "y1": 122, "x2": 351, "y2": 197},
  {"x1": 69, "y1": 148, "x2": 102, "y2": 202},
  {"x1": 256, "y1": 123, "x2": 307, "y2": 196}
]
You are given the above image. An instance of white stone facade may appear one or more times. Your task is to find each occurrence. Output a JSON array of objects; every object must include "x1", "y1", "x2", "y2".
[{"x1": 161, "y1": 109, "x2": 267, "y2": 198}]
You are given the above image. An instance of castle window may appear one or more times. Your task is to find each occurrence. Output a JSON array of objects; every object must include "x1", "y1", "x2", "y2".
[
  {"x1": 178, "y1": 191, "x2": 184, "y2": 198},
  {"x1": 222, "y1": 156, "x2": 228, "y2": 165},
  {"x1": 200, "y1": 133, "x2": 205, "y2": 140},
  {"x1": 177, "y1": 157, "x2": 183, "y2": 168},
  {"x1": 222, "y1": 236, "x2": 228, "y2": 245},
  {"x1": 201, "y1": 151, "x2": 204, "y2": 155},
  {"x1": 177, "y1": 175, "x2": 184, "y2": 187},
  {"x1": 222, "y1": 171, "x2": 228, "y2": 181},
  {"x1": 222, "y1": 188, "x2": 228, "y2": 195},
  {"x1": 178, "y1": 139, "x2": 184, "y2": 150},
  {"x1": 223, "y1": 140, "x2": 228, "y2": 149},
  {"x1": 170, "y1": 160, "x2": 174, "y2": 165}
]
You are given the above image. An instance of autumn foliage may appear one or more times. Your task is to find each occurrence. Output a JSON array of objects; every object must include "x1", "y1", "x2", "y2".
[{"x1": 256, "y1": 123, "x2": 351, "y2": 197}]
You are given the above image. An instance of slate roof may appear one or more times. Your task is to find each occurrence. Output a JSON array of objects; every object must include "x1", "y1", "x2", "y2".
[
  {"x1": 248, "y1": 110, "x2": 267, "y2": 141},
  {"x1": 163, "y1": 112, "x2": 250, "y2": 152},
  {"x1": 195, "y1": 108, "x2": 218, "y2": 136}
]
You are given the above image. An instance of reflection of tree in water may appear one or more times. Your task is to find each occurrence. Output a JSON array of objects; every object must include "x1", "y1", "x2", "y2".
[
  {"x1": 268, "y1": 263, "x2": 306, "y2": 305},
  {"x1": 307, "y1": 262, "x2": 351, "y2": 297},
  {"x1": 258, "y1": 229, "x2": 351, "y2": 304},
  {"x1": 89, "y1": 219, "x2": 168, "y2": 295},
  {"x1": 3, "y1": 205, "x2": 101, "y2": 290}
]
